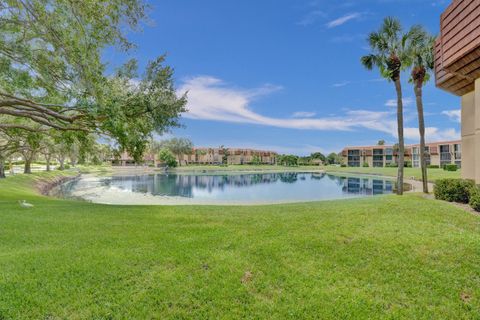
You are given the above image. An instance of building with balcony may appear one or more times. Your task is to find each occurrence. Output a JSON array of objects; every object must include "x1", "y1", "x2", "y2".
[
  {"x1": 111, "y1": 148, "x2": 278, "y2": 166},
  {"x1": 183, "y1": 148, "x2": 277, "y2": 165},
  {"x1": 435, "y1": 0, "x2": 480, "y2": 181},
  {"x1": 340, "y1": 140, "x2": 461, "y2": 168}
]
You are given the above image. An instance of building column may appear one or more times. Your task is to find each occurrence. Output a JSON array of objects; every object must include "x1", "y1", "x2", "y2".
[{"x1": 461, "y1": 79, "x2": 480, "y2": 182}]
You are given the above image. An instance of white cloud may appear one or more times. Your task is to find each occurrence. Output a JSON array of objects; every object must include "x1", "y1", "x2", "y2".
[
  {"x1": 292, "y1": 111, "x2": 317, "y2": 118},
  {"x1": 297, "y1": 10, "x2": 326, "y2": 26},
  {"x1": 404, "y1": 127, "x2": 460, "y2": 142},
  {"x1": 332, "y1": 81, "x2": 350, "y2": 87},
  {"x1": 385, "y1": 97, "x2": 413, "y2": 107},
  {"x1": 179, "y1": 76, "x2": 460, "y2": 144},
  {"x1": 179, "y1": 76, "x2": 399, "y2": 134},
  {"x1": 326, "y1": 13, "x2": 362, "y2": 28},
  {"x1": 442, "y1": 109, "x2": 461, "y2": 123}
]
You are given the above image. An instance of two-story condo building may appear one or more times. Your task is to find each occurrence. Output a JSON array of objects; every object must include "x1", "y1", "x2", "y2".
[
  {"x1": 435, "y1": 0, "x2": 480, "y2": 181},
  {"x1": 341, "y1": 140, "x2": 461, "y2": 168},
  {"x1": 111, "y1": 148, "x2": 277, "y2": 166}
]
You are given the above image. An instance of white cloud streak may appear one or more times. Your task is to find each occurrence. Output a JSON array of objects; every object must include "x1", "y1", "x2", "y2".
[
  {"x1": 442, "y1": 109, "x2": 461, "y2": 123},
  {"x1": 326, "y1": 13, "x2": 362, "y2": 28},
  {"x1": 292, "y1": 111, "x2": 317, "y2": 118},
  {"x1": 179, "y1": 75, "x2": 458, "y2": 143},
  {"x1": 385, "y1": 97, "x2": 413, "y2": 107}
]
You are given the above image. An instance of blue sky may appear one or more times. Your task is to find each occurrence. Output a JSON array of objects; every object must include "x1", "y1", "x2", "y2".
[{"x1": 106, "y1": 0, "x2": 460, "y2": 155}]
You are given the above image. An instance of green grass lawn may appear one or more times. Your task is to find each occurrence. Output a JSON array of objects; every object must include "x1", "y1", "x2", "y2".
[
  {"x1": 1, "y1": 172, "x2": 479, "y2": 319},
  {"x1": 323, "y1": 165, "x2": 461, "y2": 182},
  {"x1": 172, "y1": 164, "x2": 323, "y2": 172},
  {"x1": 172, "y1": 164, "x2": 460, "y2": 182}
]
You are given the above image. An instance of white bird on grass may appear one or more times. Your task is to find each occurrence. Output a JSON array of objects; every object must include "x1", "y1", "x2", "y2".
[{"x1": 18, "y1": 200, "x2": 34, "y2": 208}]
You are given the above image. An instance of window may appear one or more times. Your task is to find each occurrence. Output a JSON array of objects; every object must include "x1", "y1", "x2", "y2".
[
  {"x1": 412, "y1": 147, "x2": 420, "y2": 168},
  {"x1": 454, "y1": 144, "x2": 461, "y2": 159},
  {"x1": 385, "y1": 148, "x2": 394, "y2": 165},
  {"x1": 347, "y1": 150, "x2": 361, "y2": 167},
  {"x1": 372, "y1": 149, "x2": 384, "y2": 167},
  {"x1": 440, "y1": 145, "x2": 451, "y2": 166}
]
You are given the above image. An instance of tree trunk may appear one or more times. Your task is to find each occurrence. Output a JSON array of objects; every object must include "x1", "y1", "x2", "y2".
[
  {"x1": 0, "y1": 160, "x2": 6, "y2": 179},
  {"x1": 415, "y1": 81, "x2": 428, "y2": 193},
  {"x1": 59, "y1": 159, "x2": 65, "y2": 170},
  {"x1": 9, "y1": 159, "x2": 14, "y2": 175},
  {"x1": 24, "y1": 159, "x2": 32, "y2": 174},
  {"x1": 46, "y1": 155, "x2": 51, "y2": 172},
  {"x1": 394, "y1": 79, "x2": 405, "y2": 195}
]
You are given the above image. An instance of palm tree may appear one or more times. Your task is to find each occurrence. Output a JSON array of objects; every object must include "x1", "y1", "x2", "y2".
[
  {"x1": 409, "y1": 29, "x2": 435, "y2": 194},
  {"x1": 361, "y1": 17, "x2": 416, "y2": 195}
]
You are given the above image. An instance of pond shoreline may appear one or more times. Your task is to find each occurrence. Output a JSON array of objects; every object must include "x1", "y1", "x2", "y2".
[{"x1": 37, "y1": 173, "x2": 80, "y2": 196}]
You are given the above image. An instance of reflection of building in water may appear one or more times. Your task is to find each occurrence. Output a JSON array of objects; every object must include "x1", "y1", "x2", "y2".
[
  {"x1": 105, "y1": 173, "x2": 288, "y2": 197},
  {"x1": 339, "y1": 177, "x2": 393, "y2": 195}
]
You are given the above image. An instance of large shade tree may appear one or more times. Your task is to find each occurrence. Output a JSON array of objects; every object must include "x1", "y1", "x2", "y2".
[
  {"x1": 361, "y1": 17, "x2": 421, "y2": 195},
  {"x1": 409, "y1": 30, "x2": 436, "y2": 194},
  {"x1": 0, "y1": 0, "x2": 187, "y2": 176}
]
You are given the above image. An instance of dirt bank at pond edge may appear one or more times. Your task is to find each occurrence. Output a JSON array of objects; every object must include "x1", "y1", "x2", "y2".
[{"x1": 37, "y1": 173, "x2": 80, "y2": 195}]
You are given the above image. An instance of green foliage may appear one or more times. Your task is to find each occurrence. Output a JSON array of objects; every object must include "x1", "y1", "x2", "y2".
[
  {"x1": 404, "y1": 160, "x2": 412, "y2": 168},
  {"x1": 158, "y1": 148, "x2": 177, "y2": 167},
  {"x1": 386, "y1": 163, "x2": 398, "y2": 168},
  {"x1": 434, "y1": 179, "x2": 475, "y2": 204},
  {"x1": 340, "y1": 164, "x2": 347, "y2": 167},
  {"x1": 251, "y1": 155, "x2": 261, "y2": 165},
  {"x1": 0, "y1": 1, "x2": 186, "y2": 165},
  {"x1": 363, "y1": 162, "x2": 369, "y2": 167},
  {"x1": 219, "y1": 145, "x2": 229, "y2": 165},
  {"x1": 428, "y1": 165, "x2": 440, "y2": 169},
  {"x1": 277, "y1": 154, "x2": 299, "y2": 166},
  {"x1": 310, "y1": 152, "x2": 326, "y2": 162},
  {"x1": 326, "y1": 152, "x2": 340, "y2": 165},
  {"x1": 469, "y1": 186, "x2": 480, "y2": 212},
  {"x1": 377, "y1": 140, "x2": 385, "y2": 146},
  {"x1": 443, "y1": 164, "x2": 458, "y2": 172}
]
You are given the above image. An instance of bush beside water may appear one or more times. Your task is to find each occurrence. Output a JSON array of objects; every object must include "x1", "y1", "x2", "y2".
[
  {"x1": 443, "y1": 164, "x2": 458, "y2": 172},
  {"x1": 434, "y1": 178, "x2": 480, "y2": 211}
]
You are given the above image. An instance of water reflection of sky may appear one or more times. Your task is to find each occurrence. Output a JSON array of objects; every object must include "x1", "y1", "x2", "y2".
[{"x1": 57, "y1": 172, "x2": 398, "y2": 204}]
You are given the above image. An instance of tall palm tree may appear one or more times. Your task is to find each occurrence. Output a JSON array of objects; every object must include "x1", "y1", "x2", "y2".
[
  {"x1": 361, "y1": 17, "x2": 416, "y2": 195},
  {"x1": 409, "y1": 29, "x2": 435, "y2": 194}
]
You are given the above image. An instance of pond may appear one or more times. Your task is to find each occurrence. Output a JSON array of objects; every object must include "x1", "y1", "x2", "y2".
[{"x1": 50, "y1": 172, "x2": 407, "y2": 205}]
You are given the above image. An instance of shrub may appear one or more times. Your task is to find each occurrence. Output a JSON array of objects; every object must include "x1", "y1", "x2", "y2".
[
  {"x1": 64, "y1": 164, "x2": 71, "y2": 170},
  {"x1": 428, "y1": 165, "x2": 440, "y2": 169},
  {"x1": 434, "y1": 179, "x2": 475, "y2": 203},
  {"x1": 443, "y1": 164, "x2": 458, "y2": 171},
  {"x1": 362, "y1": 162, "x2": 369, "y2": 167},
  {"x1": 469, "y1": 186, "x2": 480, "y2": 212},
  {"x1": 404, "y1": 160, "x2": 412, "y2": 168},
  {"x1": 340, "y1": 164, "x2": 347, "y2": 167},
  {"x1": 386, "y1": 163, "x2": 398, "y2": 168},
  {"x1": 158, "y1": 148, "x2": 177, "y2": 167}
]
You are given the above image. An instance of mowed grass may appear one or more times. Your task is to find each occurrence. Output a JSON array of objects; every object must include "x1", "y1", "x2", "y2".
[
  {"x1": 323, "y1": 165, "x2": 461, "y2": 182},
  {"x1": 0, "y1": 173, "x2": 479, "y2": 319},
  {"x1": 173, "y1": 164, "x2": 460, "y2": 182}
]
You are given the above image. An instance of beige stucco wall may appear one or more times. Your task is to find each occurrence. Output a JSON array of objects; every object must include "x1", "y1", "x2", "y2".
[{"x1": 461, "y1": 80, "x2": 479, "y2": 182}]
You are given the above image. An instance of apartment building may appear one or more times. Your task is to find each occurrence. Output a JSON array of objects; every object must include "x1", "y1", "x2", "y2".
[
  {"x1": 340, "y1": 140, "x2": 461, "y2": 168},
  {"x1": 111, "y1": 148, "x2": 277, "y2": 166},
  {"x1": 182, "y1": 148, "x2": 277, "y2": 165},
  {"x1": 111, "y1": 151, "x2": 156, "y2": 167},
  {"x1": 435, "y1": 0, "x2": 480, "y2": 182}
]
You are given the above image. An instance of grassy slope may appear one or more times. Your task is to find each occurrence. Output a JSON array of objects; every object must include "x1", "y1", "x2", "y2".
[
  {"x1": 173, "y1": 164, "x2": 460, "y2": 182},
  {"x1": 322, "y1": 166, "x2": 461, "y2": 182},
  {"x1": 172, "y1": 164, "x2": 323, "y2": 172},
  {"x1": 0, "y1": 173, "x2": 479, "y2": 319}
]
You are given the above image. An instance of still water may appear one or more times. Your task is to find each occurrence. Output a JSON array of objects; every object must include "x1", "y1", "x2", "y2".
[{"x1": 51, "y1": 172, "x2": 404, "y2": 205}]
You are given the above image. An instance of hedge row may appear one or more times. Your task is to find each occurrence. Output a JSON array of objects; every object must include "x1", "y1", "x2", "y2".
[{"x1": 434, "y1": 178, "x2": 480, "y2": 212}]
